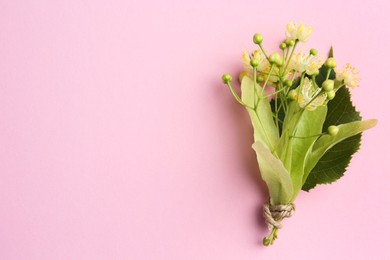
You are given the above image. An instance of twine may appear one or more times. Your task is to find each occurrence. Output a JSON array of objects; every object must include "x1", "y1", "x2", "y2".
[{"x1": 263, "y1": 199, "x2": 295, "y2": 230}]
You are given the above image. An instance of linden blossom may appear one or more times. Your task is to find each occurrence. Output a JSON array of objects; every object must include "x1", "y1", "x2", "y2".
[
  {"x1": 336, "y1": 64, "x2": 361, "y2": 88},
  {"x1": 221, "y1": 22, "x2": 377, "y2": 246}
]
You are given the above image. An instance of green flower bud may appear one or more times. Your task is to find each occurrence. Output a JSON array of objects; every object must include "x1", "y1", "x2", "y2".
[
  {"x1": 286, "y1": 39, "x2": 295, "y2": 47},
  {"x1": 250, "y1": 58, "x2": 259, "y2": 68},
  {"x1": 311, "y1": 69, "x2": 320, "y2": 76},
  {"x1": 263, "y1": 237, "x2": 272, "y2": 246},
  {"x1": 322, "y1": 80, "x2": 335, "y2": 92},
  {"x1": 288, "y1": 89, "x2": 298, "y2": 100},
  {"x1": 327, "y1": 125, "x2": 339, "y2": 136},
  {"x1": 276, "y1": 57, "x2": 283, "y2": 67},
  {"x1": 326, "y1": 90, "x2": 336, "y2": 100},
  {"x1": 269, "y1": 52, "x2": 281, "y2": 64},
  {"x1": 279, "y1": 43, "x2": 287, "y2": 50},
  {"x1": 310, "y1": 49, "x2": 318, "y2": 56},
  {"x1": 222, "y1": 74, "x2": 232, "y2": 84},
  {"x1": 253, "y1": 33, "x2": 263, "y2": 44},
  {"x1": 256, "y1": 76, "x2": 265, "y2": 83},
  {"x1": 325, "y1": 57, "x2": 337, "y2": 68},
  {"x1": 284, "y1": 79, "x2": 293, "y2": 87}
]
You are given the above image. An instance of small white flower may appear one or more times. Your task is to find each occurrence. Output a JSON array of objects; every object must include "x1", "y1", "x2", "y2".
[
  {"x1": 305, "y1": 55, "x2": 323, "y2": 75},
  {"x1": 286, "y1": 22, "x2": 312, "y2": 43},
  {"x1": 336, "y1": 64, "x2": 361, "y2": 88},
  {"x1": 290, "y1": 53, "x2": 308, "y2": 73},
  {"x1": 290, "y1": 52, "x2": 323, "y2": 75},
  {"x1": 298, "y1": 78, "x2": 327, "y2": 111},
  {"x1": 242, "y1": 50, "x2": 269, "y2": 73}
]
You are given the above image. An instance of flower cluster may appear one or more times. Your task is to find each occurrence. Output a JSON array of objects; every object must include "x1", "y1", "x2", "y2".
[{"x1": 223, "y1": 21, "x2": 361, "y2": 112}]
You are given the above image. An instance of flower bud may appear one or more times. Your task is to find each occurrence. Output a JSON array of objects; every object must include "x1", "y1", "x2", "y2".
[
  {"x1": 284, "y1": 80, "x2": 293, "y2": 87},
  {"x1": 269, "y1": 52, "x2": 281, "y2": 65},
  {"x1": 311, "y1": 69, "x2": 320, "y2": 76},
  {"x1": 256, "y1": 76, "x2": 265, "y2": 83},
  {"x1": 253, "y1": 33, "x2": 263, "y2": 44},
  {"x1": 310, "y1": 49, "x2": 318, "y2": 56},
  {"x1": 276, "y1": 57, "x2": 283, "y2": 67},
  {"x1": 322, "y1": 80, "x2": 335, "y2": 92},
  {"x1": 325, "y1": 57, "x2": 337, "y2": 68},
  {"x1": 326, "y1": 90, "x2": 336, "y2": 100},
  {"x1": 286, "y1": 39, "x2": 295, "y2": 47},
  {"x1": 279, "y1": 43, "x2": 287, "y2": 50},
  {"x1": 288, "y1": 89, "x2": 298, "y2": 100},
  {"x1": 222, "y1": 74, "x2": 232, "y2": 84},
  {"x1": 250, "y1": 58, "x2": 259, "y2": 68},
  {"x1": 327, "y1": 125, "x2": 339, "y2": 136}
]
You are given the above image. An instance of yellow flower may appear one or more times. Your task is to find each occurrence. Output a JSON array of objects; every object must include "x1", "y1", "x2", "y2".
[
  {"x1": 242, "y1": 50, "x2": 268, "y2": 73},
  {"x1": 286, "y1": 22, "x2": 312, "y2": 43},
  {"x1": 298, "y1": 78, "x2": 327, "y2": 111},
  {"x1": 336, "y1": 64, "x2": 361, "y2": 88},
  {"x1": 290, "y1": 52, "x2": 323, "y2": 75}
]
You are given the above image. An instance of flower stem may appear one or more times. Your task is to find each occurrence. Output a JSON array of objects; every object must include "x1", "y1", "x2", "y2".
[
  {"x1": 259, "y1": 44, "x2": 270, "y2": 63},
  {"x1": 284, "y1": 40, "x2": 298, "y2": 73},
  {"x1": 263, "y1": 227, "x2": 278, "y2": 246},
  {"x1": 226, "y1": 82, "x2": 253, "y2": 109}
]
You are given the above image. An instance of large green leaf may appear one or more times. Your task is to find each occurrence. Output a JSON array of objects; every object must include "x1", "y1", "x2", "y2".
[
  {"x1": 241, "y1": 76, "x2": 279, "y2": 150},
  {"x1": 302, "y1": 119, "x2": 377, "y2": 190},
  {"x1": 302, "y1": 134, "x2": 361, "y2": 191},
  {"x1": 252, "y1": 140, "x2": 293, "y2": 205},
  {"x1": 302, "y1": 86, "x2": 370, "y2": 191}
]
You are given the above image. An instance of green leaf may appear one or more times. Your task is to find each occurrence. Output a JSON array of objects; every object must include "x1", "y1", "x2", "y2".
[
  {"x1": 328, "y1": 46, "x2": 334, "y2": 58},
  {"x1": 302, "y1": 134, "x2": 361, "y2": 191},
  {"x1": 302, "y1": 119, "x2": 377, "y2": 191},
  {"x1": 322, "y1": 86, "x2": 362, "y2": 128},
  {"x1": 241, "y1": 76, "x2": 279, "y2": 150},
  {"x1": 302, "y1": 86, "x2": 370, "y2": 191},
  {"x1": 252, "y1": 140, "x2": 293, "y2": 205}
]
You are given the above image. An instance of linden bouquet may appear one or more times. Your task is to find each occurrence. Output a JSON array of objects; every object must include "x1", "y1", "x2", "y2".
[{"x1": 221, "y1": 22, "x2": 377, "y2": 246}]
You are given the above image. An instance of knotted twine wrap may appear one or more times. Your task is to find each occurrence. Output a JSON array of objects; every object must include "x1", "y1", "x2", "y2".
[{"x1": 262, "y1": 199, "x2": 295, "y2": 245}]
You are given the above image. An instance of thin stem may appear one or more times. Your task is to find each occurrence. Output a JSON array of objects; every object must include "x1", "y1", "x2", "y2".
[
  {"x1": 326, "y1": 68, "x2": 331, "y2": 80},
  {"x1": 226, "y1": 82, "x2": 254, "y2": 109},
  {"x1": 334, "y1": 83, "x2": 345, "y2": 91},
  {"x1": 284, "y1": 40, "x2": 298, "y2": 73},
  {"x1": 275, "y1": 89, "x2": 279, "y2": 133},
  {"x1": 290, "y1": 133, "x2": 324, "y2": 139},
  {"x1": 253, "y1": 67, "x2": 259, "y2": 108},
  {"x1": 260, "y1": 64, "x2": 275, "y2": 97},
  {"x1": 291, "y1": 71, "x2": 297, "y2": 82},
  {"x1": 311, "y1": 75, "x2": 318, "y2": 87},
  {"x1": 263, "y1": 85, "x2": 289, "y2": 98},
  {"x1": 303, "y1": 90, "x2": 324, "y2": 109},
  {"x1": 263, "y1": 227, "x2": 278, "y2": 246},
  {"x1": 253, "y1": 108, "x2": 276, "y2": 154},
  {"x1": 259, "y1": 44, "x2": 270, "y2": 63}
]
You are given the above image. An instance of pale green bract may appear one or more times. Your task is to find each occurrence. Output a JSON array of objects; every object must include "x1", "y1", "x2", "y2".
[{"x1": 241, "y1": 76, "x2": 279, "y2": 150}]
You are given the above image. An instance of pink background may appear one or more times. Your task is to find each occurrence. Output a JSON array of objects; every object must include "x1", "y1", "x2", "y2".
[{"x1": 1, "y1": 0, "x2": 389, "y2": 259}]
